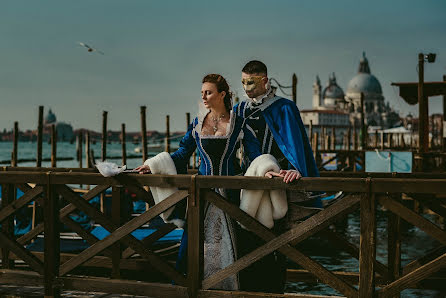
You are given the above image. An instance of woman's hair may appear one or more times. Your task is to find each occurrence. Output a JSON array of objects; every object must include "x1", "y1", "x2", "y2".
[{"x1": 202, "y1": 74, "x2": 232, "y2": 112}]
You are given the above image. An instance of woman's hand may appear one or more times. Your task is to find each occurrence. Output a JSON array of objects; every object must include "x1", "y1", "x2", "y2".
[
  {"x1": 265, "y1": 169, "x2": 301, "y2": 183},
  {"x1": 134, "y1": 164, "x2": 151, "y2": 174}
]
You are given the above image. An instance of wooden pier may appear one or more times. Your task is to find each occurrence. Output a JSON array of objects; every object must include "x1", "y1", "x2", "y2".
[{"x1": 1, "y1": 167, "x2": 446, "y2": 297}]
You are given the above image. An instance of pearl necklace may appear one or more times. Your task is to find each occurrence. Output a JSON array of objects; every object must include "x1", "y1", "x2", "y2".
[{"x1": 210, "y1": 113, "x2": 225, "y2": 133}]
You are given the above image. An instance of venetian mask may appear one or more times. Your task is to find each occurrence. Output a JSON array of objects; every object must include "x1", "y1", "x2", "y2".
[{"x1": 242, "y1": 76, "x2": 265, "y2": 92}]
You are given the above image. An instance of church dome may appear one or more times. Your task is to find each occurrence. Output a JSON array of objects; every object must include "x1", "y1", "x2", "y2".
[
  {"x1": 347, "y1": 52, "x2": 382, "y2": 95},
  {"x1": 322, "y1": 73, "x2": 344, "y2": 99},
  {"x1": 45, "y1": 109, "x2": 57, "y2": 124},
  {"x1": 347, "y1": 73, "x2": 382, "y2": 94}
]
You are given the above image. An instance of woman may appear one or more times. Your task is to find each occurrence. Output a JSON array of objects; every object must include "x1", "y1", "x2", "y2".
[{"x1": 135, "y1": 74, "x2": 276, "y2": 290}]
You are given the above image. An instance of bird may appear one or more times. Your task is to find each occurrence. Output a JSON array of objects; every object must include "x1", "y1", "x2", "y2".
[{"x1": 78, "y1": 42, "x2": 104, "y2": 55}]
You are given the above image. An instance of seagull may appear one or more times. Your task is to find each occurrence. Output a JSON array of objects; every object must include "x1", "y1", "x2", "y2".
[{"x1": 78, "y1": 42, "x2": 104, "y2": 55}]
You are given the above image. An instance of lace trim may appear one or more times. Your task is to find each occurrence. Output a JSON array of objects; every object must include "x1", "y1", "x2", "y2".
[{"x1": 196, "y1": 110, "x2": 235, "y2": 139}]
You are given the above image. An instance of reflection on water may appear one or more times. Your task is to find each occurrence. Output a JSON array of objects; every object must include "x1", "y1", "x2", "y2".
[{"x1": 286, "y1": 209, "x2": 445, "y2": 297}]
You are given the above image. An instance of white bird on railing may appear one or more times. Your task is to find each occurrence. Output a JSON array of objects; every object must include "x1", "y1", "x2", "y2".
[{"x1": 78, "y1": 42, "x2": 104, "y2": 55}]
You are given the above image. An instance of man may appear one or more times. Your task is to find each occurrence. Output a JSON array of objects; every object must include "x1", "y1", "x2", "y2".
[{"x1": 235, "y1": 60, "x2": 320, "y2": 293}]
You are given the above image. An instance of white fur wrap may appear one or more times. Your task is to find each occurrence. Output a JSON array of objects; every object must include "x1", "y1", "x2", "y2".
[
  {"x1": 144, "y1": 152, "x2": 185, "y2": 228},
  {"x1": 240, "y1": 154, "x2": 287, "y2": 229}
]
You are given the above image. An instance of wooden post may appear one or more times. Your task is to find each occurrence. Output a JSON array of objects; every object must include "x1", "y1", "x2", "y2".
[
  {"x1": 359, "y1": 178, "x2": 376, "y2": 297},
  {"x1": 292, "y1": 73, "x2": 298, "y2": 104},
  {"x1": 309, "y1": 120, "x2": 313, "y2": 145},
  {"x1": 121, "y1": 123, "x2": 127, "y2": 166},
  {"x1": 140, "y1": 106, "x2": 148, "y2": 163},
  {"x1": 347, "y1": 127, "x2": 351, "y2": 151},
  {"x1": 360, "y1": 93, "x2": 366, "y2": 150},
  {"x1": 331, "y1": 127, "x2": 336, "y2": 150},
  {"x1": 187, "y1": 175, "x2": 203, "y2": 298},
  {"x1": 418, "y1": 53, "x2": 429, "y2": 171},
  {"x1": 102, "y1": 111, "x2": 108, "y2": 161},
  {"x1": 388, "y1": 192, "x2": 402, "y2": 297},
  {"x1": 111, "y1": 186, "x2": 124, "y2": 279},
  {"x1": 186, "y1": 113, "x2": 191, "y2": 168},
  {"x1": 353, "y1": 123, "x2": 358, "y2": 150},
  {"x1": 400, "y1": 133, "x2": 406, "y2": 149},
  {"x1": 51, "y1": 124, "x2": 57, "y2": 167},
  {"x1": 165, "y1": 115, "x2": 170, "y2": 153},
  {"x1": 381, "y1": 131, "x2": 384, "y2": 150},
  {"x1": 1, "y1": 183, "x2": 15, "y2": 269},
  {"x1": 12, "y1": 121, "x2": 18, "y2": 167},
  {"x1": 321, "y1": 126, "x2": 326, "y2": 150},
  {"x1": 37, "y1": 106, "x2": 43, "y2": 167},
  {"x1": 313, "y1": 132, "x2": 319, "y2": 160},
  {"x1": 85, "y1": 131, "x2": 91, "y2": 168},
  {"x1": 442, "y1": 75, "x2": 446, "y2": 151},
  {"x1": 77, "y1": 132, "x2": 83, "y2": 168},
  {"x1": 388, "y1": 133, "x2": 393, "y2": 149},
  {"x1": 374, "y1": 131, "x2": 378, "y2": 148},
  {"x1": 44, "y1": 173, "x2": 60, "y2": 297}
]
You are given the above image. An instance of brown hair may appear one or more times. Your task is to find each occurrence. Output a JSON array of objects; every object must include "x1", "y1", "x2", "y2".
[{"x1": 202, "y1": 74, "x2": 232, "y2": 112}]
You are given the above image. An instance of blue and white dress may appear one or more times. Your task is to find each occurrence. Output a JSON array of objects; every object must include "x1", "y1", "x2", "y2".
[{"x1": 171, "y1": 110, "x2": 261, "y2": 290}]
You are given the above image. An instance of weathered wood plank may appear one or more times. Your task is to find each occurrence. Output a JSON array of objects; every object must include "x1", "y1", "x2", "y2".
[
  {"x1": 202, "y1": 190, "x2": 358, "y2": 297},
  {"x1": 402, "y1": 245, "x2": 446, "y2": 275},
  {"x1": 121, "y1": 223, "x2": 177, "y2": 259},
  {"x1": 1, "y1": 183, "x2": 15, "y2": 269},
  {"x1": 60, "y1": 216, "x2": 113, "y2": 258},
  {"x1": 378, "y1": 196, "x2": 446, "y2": 245},
  {"x1": 43, "y1": 182, "x2": 60, "y2": 297},
  {"x1": 320, "y1": 228, "x2": 388, "y2": 279},
  {"x1": 58, "y1": 185, "x2": 187, "y2": 285},
  {"x1": 111, "y1": 185, "x2": 124, "y2": 279},
  {"x1": 196, "y1": 176, "x2": 367, "y2": 192},
  {"x1": 188, "y1": 175, "x2": 203, "y2": 298},
  {"x1": 198, "y1": 289, "x2": 343, "y2": 298},
  {"x1": 112, "y1": 174, "x2": 155, "y2": 205},
  {"x1": 0, "y1": 185, "x2": 44, "y2": 222},
  {"x1": 378, "y1": 252, "x2": 446, "y2": 297},
  {"x1": 359, "y1": 182, "x2": 376, "y2": 297},
  {"x1": 387, "y1": 193, "x2": 402, "y2": 294},
  {"x1": 0, "y1": 232, "x2": 44, "y2": 274},
  {"x1": 60, "y1": 276, "x2": 188, "y2": 298}
]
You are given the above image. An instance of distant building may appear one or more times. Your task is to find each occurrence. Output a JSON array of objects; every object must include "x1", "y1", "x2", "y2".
[
  {"x1": 301, "y1": 53, "x2": 401, "y2": 142},
  {"x1": 43, "y1": 108, "x2": 74, "y2": 142}
]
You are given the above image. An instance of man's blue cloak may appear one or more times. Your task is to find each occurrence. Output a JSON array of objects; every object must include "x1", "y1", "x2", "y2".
[{"x1": 236, "y1": 97, "x2": 319, "y2": 178}]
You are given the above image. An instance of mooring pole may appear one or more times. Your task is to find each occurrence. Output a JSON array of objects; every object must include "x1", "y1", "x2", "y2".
[
  {"x1": 12, "y1": 122, "x2": 18, "y2": 167},
  {"x1": 165, "y1": 115, "x2": 170, "y2": 153},
  {"x1": 102, "y1": 111, "x2": 108, "y2": 162},
  {"x1": 37, "y1": 106, "x2": 43, "y2": 167},
  {"x1": 140, "y1": 106, "x2": 148, "y2": 163},
  {"x1": 121, "y1": 123, "x2": 127, "y2": 166},
  {"x1": 292, "y1": 73, "x2": 298, "y2": 104},
  {"x1": 51, "y1": 124, "x2": 57, "y2": 167}
]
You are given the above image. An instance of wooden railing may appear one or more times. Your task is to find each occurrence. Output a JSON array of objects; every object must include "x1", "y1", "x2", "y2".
[{"x1": 1, "y1": 167, "x2": 446, "y2": 297}]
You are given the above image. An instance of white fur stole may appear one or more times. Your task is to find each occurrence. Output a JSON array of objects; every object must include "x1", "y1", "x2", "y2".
[
  {"x1": 144, "y1": 152, "x2": 185, "y2": 228},
  {"x1": 240, "y1": 154, "x2": 287, "y2": 229}
]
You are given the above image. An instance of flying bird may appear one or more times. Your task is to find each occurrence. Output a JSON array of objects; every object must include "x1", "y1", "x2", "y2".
[{"x1": 78, "y1": 42, "x2": 104, "y2": 55}]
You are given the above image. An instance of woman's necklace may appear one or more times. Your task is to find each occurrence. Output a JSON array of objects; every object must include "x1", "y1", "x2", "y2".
[{"x1": 210, "y1": 113, "x2": 225, "y2": 133}]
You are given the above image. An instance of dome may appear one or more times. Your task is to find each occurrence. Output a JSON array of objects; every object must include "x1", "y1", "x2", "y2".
[
  {"x1": 45, "y1": 109, "x2": 57, "y2": 124},
  {"x1": 322, "y1": 73, "x2": 344, "y2": 99},
  {"x1": 347, "y1": 73, "x2": 382, "y2": 94},
  {"x1": 347, "y1": 52, "x2": 382, "y2": 95}
]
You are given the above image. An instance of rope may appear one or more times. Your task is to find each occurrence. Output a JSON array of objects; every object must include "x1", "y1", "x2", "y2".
[{"x1": 270, "y1": 78, "x2": 293, "y2": 97}]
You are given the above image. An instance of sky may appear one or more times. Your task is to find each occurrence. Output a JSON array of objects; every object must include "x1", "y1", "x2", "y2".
[{"x1": 1, "y1": 0, "x2": 445, "y2": 132}]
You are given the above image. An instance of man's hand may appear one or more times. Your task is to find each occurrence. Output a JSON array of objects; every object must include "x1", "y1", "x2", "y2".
[
  {"x1": 265, "y1": 169, "x2": 301, "y2": 183},
  {"x1": 134, "y1": 164, "x2": 151, "y2": 174}
]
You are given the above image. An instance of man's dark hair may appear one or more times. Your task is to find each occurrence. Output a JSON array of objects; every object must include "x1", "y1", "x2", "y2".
[{"x1": 242, "y1": 60, "x2": 267, "y2": 76}]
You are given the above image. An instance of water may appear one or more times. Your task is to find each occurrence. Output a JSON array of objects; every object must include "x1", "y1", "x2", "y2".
[
  {"x1": 0, "y1": 142, "x2": 444, "y2": 297},
  {"x1": 286, "y1": 209, "x2": 445, "y2": 297},
  {"x1": 0, "y1": 141, "x2": 179, "y2": 169}
]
